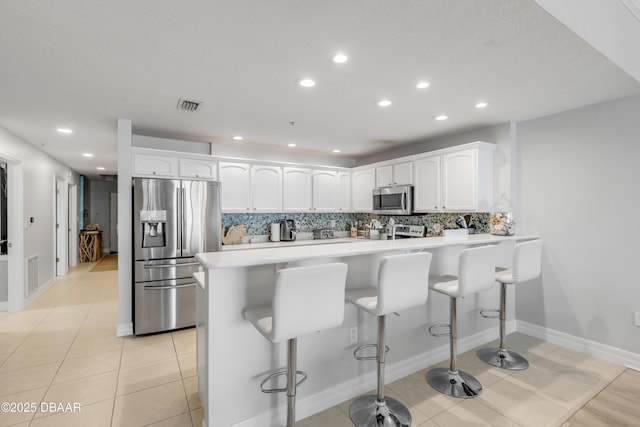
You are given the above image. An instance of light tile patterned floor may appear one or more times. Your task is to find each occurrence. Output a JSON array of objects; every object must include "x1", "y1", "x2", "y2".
[
  {"x1": 0, "y1": 262, "x2": 202, "y2": 427},
  {"x1": 0, "y1": 261, "x2": 634, "y2": 426}
]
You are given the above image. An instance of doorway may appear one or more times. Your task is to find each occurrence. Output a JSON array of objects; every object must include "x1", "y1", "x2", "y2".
[
  {"x1": 55, "y1": 177, "x2": 68, "y2": 276},
  {"x1": 110, "y1": 192, "x2": 118, "y2": 253}
]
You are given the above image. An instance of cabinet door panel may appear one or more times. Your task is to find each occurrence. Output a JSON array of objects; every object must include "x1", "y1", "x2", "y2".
[
  {"x1": 283, "y1": 168, "x2": 312, "y2": 212},
  {"x1": 376, "y1": 166, "x2": 393, "y2": 187},
  {"x1": 312, "y1": 170, "x2": 337, "y2": 212},
  {"x1": 218, "y1": 162, "x2": 251, "y2": 212},
  {"x1": 251, "y1": 165, "x2": 282, "y2": 212},
  {"x1": 133, "y1": 153, "x2": 177, "y2": 178},
  {"x1": 393, "y1": 161, "x2": 413, "y2": 185},
  {"x1": 352, "y1": 169, "x2": 375, "y2": 212},
  {"x1": 414, "y1": 156, "x2": 441, "y2": 211},
  {"x1": 337, "y1": 172, "x2": 351, "y2": 211},
  {"x1": 179, "y1": 158, "x2": 216, "y2": 179},
  {"x1": 441, "y1": 150, "x2": 476, "y2": 211}
]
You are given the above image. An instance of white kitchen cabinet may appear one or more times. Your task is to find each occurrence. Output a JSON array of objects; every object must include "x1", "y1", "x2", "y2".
[
  {"x1": 413, "y1": 142, "x2": 494, "y2": 212},
  {"x1": 283, "y1": 168, "x2": 340, "y2": 212},
  {"x1": 179, "y1": 157, "x2": 216, "y2": 179},
  {"x1": 133, "y1": 149, "x2": 216, "y2": 180},
  {"x1": 376, "y1": 161, "x2": 413, "y2": 187},
  {"x1": 413, "y1": 155, "x2": 441, "y2": 211},
  {"x1": 218, "y1": 162, "x2": 251, "y2": 212},
  {"x1": 336, "y1": 172, "x2": 352, "y2": 212},
  {"x1": 132, "y1": 151, "x2": 178, "y2": 178},
  {"x1": 250, "y1": 165, "x2": 282, "y2": 212},
  {"x1": 283, "y1": 167, "x2": 312, "y2": 212},
  {"x1": 312, "y1": 170, "x2": 337, "y2": 212},
  {"x1": 352, "y1": 168, "x2": 376, "y2": 212}
]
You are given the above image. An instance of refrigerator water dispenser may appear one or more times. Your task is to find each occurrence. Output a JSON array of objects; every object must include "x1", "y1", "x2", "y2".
[{"x1": 140, "y1": 210, "x2": 167, "y2": 248}]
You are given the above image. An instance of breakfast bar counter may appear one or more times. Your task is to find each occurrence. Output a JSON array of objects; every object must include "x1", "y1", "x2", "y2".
[{"x1": 195, "y1": 234, "x2": 537, "y2": 427}]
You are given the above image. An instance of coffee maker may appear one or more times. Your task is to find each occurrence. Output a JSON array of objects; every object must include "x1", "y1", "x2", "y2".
[{"x1": 279, "y1": 219, "x2": 296, "y2": 241}]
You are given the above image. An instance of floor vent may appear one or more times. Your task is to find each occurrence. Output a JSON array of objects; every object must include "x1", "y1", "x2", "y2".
[
  {"x1": 26, "y1": 254, "x2": 39, "y2": 297},
  {"x1": 176, "y1": 98, "x2": 203, "y2": 112}
]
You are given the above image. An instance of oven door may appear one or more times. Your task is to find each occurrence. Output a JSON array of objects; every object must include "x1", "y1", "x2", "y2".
[{"x1": 134, "y1": 277, "x2": 196, "y2": 335}]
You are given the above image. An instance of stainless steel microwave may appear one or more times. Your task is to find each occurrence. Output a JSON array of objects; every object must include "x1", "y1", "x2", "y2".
[{"x1": 372, "y1": 185, "x2": 413, "y2": 215}]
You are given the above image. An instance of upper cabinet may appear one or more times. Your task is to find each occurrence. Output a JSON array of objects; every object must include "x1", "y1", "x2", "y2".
[
  {"x1": 283, "y1": 168, "x2": 342, "y2": 212},
  {"x1": 179, "y1": 157, "x2": 217, "y2": 179},
  {"x1": 414, "y1": 142, "x2": 495, "y2": 212},
  {"x1": 133, "y1": 151, "x2": 179, "y2": 178},
  {"x1": 250, "y1": 165, "x2": 283, "y2": 212},
  {"x1": 375, "y1": 161, "x2": 413, "y2": 187},
  {"x1": 336, "y1": 172, "x2": 352, "y2": 212},
  {"x1": 218, "y1": 162, "x2": 251, "y2": 212},
  {"x1": 219, "y1": 162, "x2": 283, "y2": 213},
  {"x1": 132, "y1": 149, "x2": 216, "y2": 180},
  {"x1": 312, "y1": 170, "x2": 337, "y2": 212},
  {"x1": 352, "y1": 168, "x2": 376, "y2": 212}
]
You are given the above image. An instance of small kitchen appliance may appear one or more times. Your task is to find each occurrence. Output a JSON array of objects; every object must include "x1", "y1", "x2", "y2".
[
  {"x1": 391, "y1": 224, "x2": 425, "y2": 239},
  {"x1": 372, "y1": 184, "x2": 413, "y2": 215},
  {"x1": 279, "y1": 219, "x2": 296, "y2": 241}
]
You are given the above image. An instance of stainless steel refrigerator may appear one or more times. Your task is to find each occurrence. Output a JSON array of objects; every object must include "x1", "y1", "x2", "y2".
[{"x1": 132, "y1": 178, "x2": 221, "y2": 335}]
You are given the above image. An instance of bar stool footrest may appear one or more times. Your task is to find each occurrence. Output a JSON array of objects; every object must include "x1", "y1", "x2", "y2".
[
  {"x1": 479, "y1": 309, "x2": 501, "y2": 319},
  {"x1": 353, "y1": 343, "x2": 389, "y2": 361},
  {"x1": 477, "y1": 347, "x2": 529, "y2": 370},
  {"x1": 259, "y1": 369, "x2": 308, "y2": 393},
  {"x1": 428, "y1": 323, "x2": 451, "y2": 337}
]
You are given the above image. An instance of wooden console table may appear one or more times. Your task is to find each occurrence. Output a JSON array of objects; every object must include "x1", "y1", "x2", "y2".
[{"x1": 80, "y1": 231, "x2": 102, "y2": 262}]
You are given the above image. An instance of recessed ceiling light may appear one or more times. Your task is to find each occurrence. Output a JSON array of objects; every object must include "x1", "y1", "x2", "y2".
[
  {"x1": 97, "y1": 167, "x2": 105, "y2": 171},
  {"x1": 298, "y1": 78, "x2": 316, "y2": 88},
  {"x1": 82, "y1": 153, "x2": 94, "y2": 157},
  {"x1": 416, "y1": 81, "x2": 430, "y2": 89},
  {"x1": 377, "y1": 99, "x2": 392, "y2": 107},
  {"x1": 332, "y1": 149, "x2": 341, "y2": 153},
  {"x1": 57, "y1": 128, "x2": 73, "y2": 134},
  {"x1": 288, "y1": 143, "x2": 296, "y2": 148},
  {"x1": 232, "y1": 135, "x2": 243, "y2": 141},
  {"x1": 475, "y1": 102, "x2": 488, "y2": 108},
  {"x1": 332, "y1": 53, "x2": 348, "y2": 64},
  {"x1": 434, "y1": 115, "x2": 449, "y2": 121}
]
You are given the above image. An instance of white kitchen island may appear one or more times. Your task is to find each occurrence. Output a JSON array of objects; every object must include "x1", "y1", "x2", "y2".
[{"x1": 195, "y1": 234, "x2": 537, "y2": 427}]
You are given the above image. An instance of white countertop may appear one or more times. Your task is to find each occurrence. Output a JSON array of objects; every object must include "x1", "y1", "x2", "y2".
[
  {"x1": 221, "y1": 237, "x2": 359, "y2": 251},
  {"x1": 197, "y1": 233, "x2": 537, "y2": 269}
]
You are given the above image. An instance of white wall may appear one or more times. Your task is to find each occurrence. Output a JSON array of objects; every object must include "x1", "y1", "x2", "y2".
[
  {"x1": 0, "y1": 124, "x2": 79, "y2": 309},
  {"x1": 516, "y1": 94, "x2": 640, "y2": 355}
]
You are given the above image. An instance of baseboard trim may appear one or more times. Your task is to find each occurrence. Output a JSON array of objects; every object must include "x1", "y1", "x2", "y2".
[
  {"x1": 516, "y1": 320, "x2": 640, "y2": 371},
  {"x1": 0, "y1": 301, "x2": 7, "y2": 311},
  {"x1": 24, "y1": 277, "x2": 56, "y2": 307},
  {"x1": 230, "y1": 321, "x2": 516, "y2": 427},
  {"x1": 116, "y1": 322, "x2": 133, "y2": 337}
]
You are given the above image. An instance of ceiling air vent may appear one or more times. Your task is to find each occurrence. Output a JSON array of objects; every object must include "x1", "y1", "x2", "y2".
[{"x1": 177, "y1": 98, "x2": 203, "y2": 112}]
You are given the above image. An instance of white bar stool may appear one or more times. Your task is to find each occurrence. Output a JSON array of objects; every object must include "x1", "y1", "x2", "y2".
[
  {"x1": 426, "y1": 245, "x2": 497, "y2": 398},
  {"x1": 346, "y1": 251, "x2": 433, "y2": 427},
  {"x1": 244, "y1": 262, "x2": 348, "y2": 427},
  {"x1": 477, "y1": 239, "x2": 543, "y2": 370}
]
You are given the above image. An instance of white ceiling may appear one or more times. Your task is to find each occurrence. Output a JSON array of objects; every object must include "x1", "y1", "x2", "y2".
[{"x1": 1, "y1": 0, "x2": 639, "y2": 178}]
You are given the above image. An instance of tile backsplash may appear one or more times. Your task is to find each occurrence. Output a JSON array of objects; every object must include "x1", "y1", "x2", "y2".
[{"x1": 222, "y1": 211, "x2": 489, "y2": 237}]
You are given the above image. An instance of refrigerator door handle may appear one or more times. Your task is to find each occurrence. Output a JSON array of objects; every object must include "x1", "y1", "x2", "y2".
[
  {"x1": 144, "y1": 283, "x2": 196, "y2": 290},
  {"x1": 143, "y1": 262, "x2": 201, "y2": 269},
  {"x1": 176, "y1": 186, "x2": 183, "y2": 252}
]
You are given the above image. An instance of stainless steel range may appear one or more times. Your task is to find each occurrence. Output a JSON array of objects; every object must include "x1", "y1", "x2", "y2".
[
  {"x1": 391, "y1": 224, "x2": 425, "y2": 239},
  {"x1": 132, "y1": 178, "x2": 221, "y2": 335}
]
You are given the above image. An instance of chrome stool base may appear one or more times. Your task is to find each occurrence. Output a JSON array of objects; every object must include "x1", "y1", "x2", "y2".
[
  {"x1": 477, "y1": 347, "x2": 529, "y2": 371},
  {"x1": 426, "y1": 368, "x2": 482, "y2": 399},
  {"x1": 349, "y1": 395, "x2": 411, "y2": 427}
]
